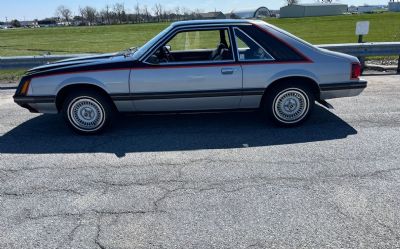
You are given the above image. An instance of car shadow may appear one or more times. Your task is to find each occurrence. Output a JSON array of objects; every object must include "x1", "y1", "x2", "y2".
[{"x1": 0, "y1": 105, "x2": 357, "y2": 157}]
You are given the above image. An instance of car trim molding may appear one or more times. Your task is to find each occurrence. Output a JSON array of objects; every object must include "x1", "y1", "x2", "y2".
[
  {"x1": 320, "y1": 81, "x2": 367, "y2": 91},
  {"x1": 29, "y1": 67, "x2": 132, "y2": 79},
  {"x1": 14, "y1": 95, "x2": 56, "y2": 104},
  {"x1": 110, "y1": 88, "x2": 265, "y2": 101},
  {"x1": 13, "y1": 88, "x2": 266, "y2": 106}
]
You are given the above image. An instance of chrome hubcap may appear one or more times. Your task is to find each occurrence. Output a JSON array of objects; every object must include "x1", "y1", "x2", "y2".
[
  {"x1": 68, "y1": 97, "x2": 105, "y2": 131},
  {"x1": 274, "y1": 89, "x2": 308, "y2": 123}
]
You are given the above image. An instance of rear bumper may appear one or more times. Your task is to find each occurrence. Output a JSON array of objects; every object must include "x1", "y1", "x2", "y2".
[
  {"x1": 13, "y1": 95, "x2": 58, "y2": 114},
  {"x1": 319, "y1": 80, "x2": 367, "y2": 100}
]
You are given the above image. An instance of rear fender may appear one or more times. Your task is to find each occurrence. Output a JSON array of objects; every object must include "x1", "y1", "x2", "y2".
[{"x1": 267, "y1": 69, "x2": 320, "y2": 88}]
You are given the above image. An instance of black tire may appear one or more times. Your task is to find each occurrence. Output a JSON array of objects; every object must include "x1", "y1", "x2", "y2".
[
  {"x1": 62, "y1": 90, "x2": 114, "y2": 135},
  {"x1": 262, "y1": 82, "x2": 315, "y2": 127}
]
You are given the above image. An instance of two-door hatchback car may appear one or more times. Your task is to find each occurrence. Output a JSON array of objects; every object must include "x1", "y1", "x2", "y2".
[{"x1": 14, "y1": 19, "x2": 367, "y2": 134}]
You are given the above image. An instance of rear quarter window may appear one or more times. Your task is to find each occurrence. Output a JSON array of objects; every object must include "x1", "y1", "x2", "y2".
[{"x1": 238, "y1": 25, "x2": 306, "y2": 62}]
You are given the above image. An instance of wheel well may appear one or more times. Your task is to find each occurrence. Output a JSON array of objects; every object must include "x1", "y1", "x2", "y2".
[
  {"x1": 56, "y1": 84, "x2": 116, "y2": 111},
  {"x1": 260, "y1": 76, "x2": 320, "y2": 108}
]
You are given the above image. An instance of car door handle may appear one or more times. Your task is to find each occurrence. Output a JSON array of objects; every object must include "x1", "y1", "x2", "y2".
[{"x1": 221, "y1": 68, "x2": 236, "y2": 75}]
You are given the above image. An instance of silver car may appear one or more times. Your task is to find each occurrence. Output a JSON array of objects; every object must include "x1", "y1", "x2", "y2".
[{"x1": 14, "y1": 19, "x2": 367, "y2": 135}]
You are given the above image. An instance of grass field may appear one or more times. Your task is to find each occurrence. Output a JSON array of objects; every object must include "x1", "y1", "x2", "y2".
[
  {"x1": 0, "y1": 12, "x2": 399, "y2": 57},
  {"x1": 0, "y1": 23, "x2": 168, "y2": 56},
  {"x1": 0, "y1": 69, "x2": 26, "y2": 83},
  {"x1": 267, "y1": 12, "x2": 400, "y2": 44}
]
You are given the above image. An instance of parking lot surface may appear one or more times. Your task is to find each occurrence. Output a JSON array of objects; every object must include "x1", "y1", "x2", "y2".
[{"x1": 0, "y1": 75, "x2": 399, "y2": 249}]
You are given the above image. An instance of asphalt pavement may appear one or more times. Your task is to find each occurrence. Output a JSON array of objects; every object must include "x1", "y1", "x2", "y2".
[{"x1": 0, "y1": 75, "x2": 399, "y2": 249}]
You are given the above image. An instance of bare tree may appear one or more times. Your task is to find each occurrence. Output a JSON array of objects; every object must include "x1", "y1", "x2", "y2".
[
  {"x1": 162, "y1": 9, "x2": 171, "y2": 22},
  {"x1": 134, "y1": 2, "x2": 141, "y2": 23},
  {"x1": 79, "y1": 6, "x2": 97, "y2": 25},
  {"x1": 100, "y1": 5, "x2": 112, "y2": 24},
  {"x1": 193, "y1": 8, "x2": 203, "y2": 19},
  {"x1": 142, "y1": 5, "x2": 151, "y2": 22},
  {"x1": 113, "y1": 3, "x2": 126, "y2": 24},
  {"x1": 56, "y1": 5, "x2": 72, "y2": 24},
  {"x1": 181, "y1": 7, "x2": 191, "y2": 20},
  {"x1": 286, "y1": 0, "x2": 299, "y2": 5},
  {"x1": 175, "y1": 6, "x2": 181, "y2": 21},
  {"x1": 153, "y1": 3, "x2": 163, "y2": 22}
]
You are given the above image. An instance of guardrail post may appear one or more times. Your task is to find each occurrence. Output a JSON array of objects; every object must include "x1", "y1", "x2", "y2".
[
  {"x1": 397, "y1": 55, "x2": 400, "y2": 74},
  {"x1": 359, "y1": 57, "x2": 366, "y2": 73}
]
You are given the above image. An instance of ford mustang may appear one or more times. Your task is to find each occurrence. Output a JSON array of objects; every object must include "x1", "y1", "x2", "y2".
[{"x1": 14, "y1": 19, "x2": 367, "y2": 134}]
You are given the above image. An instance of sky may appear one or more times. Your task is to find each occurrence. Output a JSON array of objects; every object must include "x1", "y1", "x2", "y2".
[{"x1": 0, "y1": 0, "x2": 389, "y2": 21}]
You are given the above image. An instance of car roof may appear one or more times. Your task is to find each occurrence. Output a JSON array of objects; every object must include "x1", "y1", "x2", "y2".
[{"x1": 171, "y1": 19, "x2": 263, "y2": 27}]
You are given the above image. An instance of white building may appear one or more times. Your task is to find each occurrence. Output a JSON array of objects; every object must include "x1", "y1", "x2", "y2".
[
  {"x1": 389, "y1": 1, "x2": 400, "y2": 11},
  {"x1": 349, "y1": 5, "x2": 389, "y2": 13},
  {"x1": 230, "y1": 7, "x2": 271, "y2": 19},
  {"x1": 280, "y1": 3, "x2": 348, "y2": 18},
  {"x1": 20, "y1": 21, "x2": 39, "y2": 28}
]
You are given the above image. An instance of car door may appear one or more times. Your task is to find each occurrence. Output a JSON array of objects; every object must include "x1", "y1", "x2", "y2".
[{"x1": 130, "y1": 27, "x2": 243, "y2": 112}]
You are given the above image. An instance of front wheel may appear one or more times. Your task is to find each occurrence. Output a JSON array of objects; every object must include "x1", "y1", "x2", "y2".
[
  {"x1": 263, "y1": 84, "x2": 314, "y2": 127},
  {"x1": 62, "y1": 90, "x2": 113, "y2": 135}
]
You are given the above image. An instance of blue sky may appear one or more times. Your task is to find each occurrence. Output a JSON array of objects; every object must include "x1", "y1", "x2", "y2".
[{"x1": 0, "y1": 0, "x2": 388, "y2": 21}]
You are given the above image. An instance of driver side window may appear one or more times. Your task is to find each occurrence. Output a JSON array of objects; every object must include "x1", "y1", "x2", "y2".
[{"x1": 146, "y1": 28, "x2": 234, "y2": 64}]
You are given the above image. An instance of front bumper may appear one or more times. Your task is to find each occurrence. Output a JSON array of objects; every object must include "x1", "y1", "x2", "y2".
[
  {"x1": 13, "y1": 95, "x2": 58, "y2": 114},
  {"x1": 319, "y1": 80, "x2": 367, "y2": 100}
]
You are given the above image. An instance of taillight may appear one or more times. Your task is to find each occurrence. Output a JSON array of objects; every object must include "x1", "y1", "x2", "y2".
[
  {"x1": 19, "y1": 79, "x2": 31, "y2": 95},
  {"x1": 351, "y1": 63, "x2": 361, "y2": 80}
]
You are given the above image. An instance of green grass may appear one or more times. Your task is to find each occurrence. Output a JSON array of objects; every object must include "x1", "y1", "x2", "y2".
[
  {"x1": 0, "y1": 23, "x2": 169, "y2": 56},
  {"x1": 0, "y1": 69, "x2": 26, "y2": 83},
  {"x1": 267, "y1": 12, "x2": 400, "y2": 44},
  {"x1": 0, "y1": 12, "x2": 399, "y2": 57}
]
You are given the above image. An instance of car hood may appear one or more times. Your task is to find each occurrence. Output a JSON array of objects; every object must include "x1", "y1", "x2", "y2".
[{"x1": 26, "y1": 53, "x2": 130, "y2": 75}]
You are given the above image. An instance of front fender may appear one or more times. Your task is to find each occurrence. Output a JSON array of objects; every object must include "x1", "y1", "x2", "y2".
[{"x1": 55, "y1": 77, "x2": 108, "y2": 95}]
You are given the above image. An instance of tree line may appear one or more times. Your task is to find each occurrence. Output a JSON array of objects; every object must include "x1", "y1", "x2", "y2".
[
  {"x1": 285, "y1": 0, "x2": 333, "y2": 5},
  {"x1": 54, "y1": 3, "x2": 206, "y2": 26}
]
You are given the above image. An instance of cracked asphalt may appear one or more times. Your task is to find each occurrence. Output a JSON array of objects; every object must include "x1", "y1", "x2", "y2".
[{"x1": 0, "y1": 75, "x2": 399, "y2": 249}]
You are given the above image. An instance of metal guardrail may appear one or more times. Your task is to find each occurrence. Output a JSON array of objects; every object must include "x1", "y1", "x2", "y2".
[
  {"x1": 0, "y1": 54, "x2": 94, "y2": 69},
  {"x1": 1, "y1": 42, "x2": 400, "y2": 72},
  {"x1": 318, "y1": 42, "x2": 400, "y2": 57},
  {"x1": 319, "y1": 42, "x2": 400, "y2": 73}
]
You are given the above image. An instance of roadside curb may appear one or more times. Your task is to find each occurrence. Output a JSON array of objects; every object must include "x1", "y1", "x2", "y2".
[
  {"x1": 0, "y1": 86, "x2": 17, "y2": 90},
  {"x1": 365, "y1": 63, "x2": 398, "y2": 72},
  {"x1": 0, "y1": 83, "x2": 17, "y2": 90}
]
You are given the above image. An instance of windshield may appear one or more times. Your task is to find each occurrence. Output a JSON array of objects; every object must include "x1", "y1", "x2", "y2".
[{"x1": 131, "y1": 25, "x2": 174, "y2": 59}]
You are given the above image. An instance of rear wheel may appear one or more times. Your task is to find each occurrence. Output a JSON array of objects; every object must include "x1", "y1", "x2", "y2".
[
  {"x1": 263, "y1": 83, "x2": 314, "y2": 127},
  {"x1": 62, "y1": 90, "x2": 113, "y2": 135}
]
